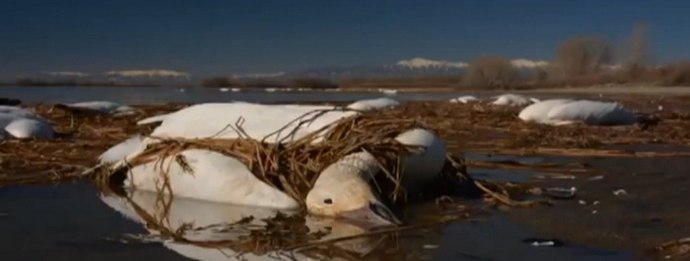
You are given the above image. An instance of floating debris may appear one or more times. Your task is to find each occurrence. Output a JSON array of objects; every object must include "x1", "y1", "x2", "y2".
[
  {"x1": 422, "y1": 244, "x2": 439, "y2": 249},
  {"x1": 522, "y1": 238, "x2": 565, "y2": 247},
  {"x1": 543, "y1": 187, "x2": 577, "y2": 200},
  {"x1": 588, "y1": 175, "x2": 605, "y2": 181},
  {"x1": 655, "y1": 237, "x2": 690, "y2": 260},
  {"x1": 613, "y1": 189, "x2": 628, "y2": 196}
]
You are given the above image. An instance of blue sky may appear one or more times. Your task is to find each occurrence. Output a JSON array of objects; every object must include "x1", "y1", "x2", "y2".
[{"x1": 1, "y1": 0, "x2": 689, "y2": 79}]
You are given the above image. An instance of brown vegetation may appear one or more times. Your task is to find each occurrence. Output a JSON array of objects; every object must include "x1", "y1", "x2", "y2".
[
  {"x1": 465, "y1": 56, "x2": 518, "y2": 89},
  {"x1": 555, "y1": 36, "x2": 613, "y2": 78}
]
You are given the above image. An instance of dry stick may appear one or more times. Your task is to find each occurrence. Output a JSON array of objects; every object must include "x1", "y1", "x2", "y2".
[
  {"x1": 473, "y1": 180, "x2": 540, "y2": 207},
  {"x1": 656, "y1": 237, "x2": 690, "y2": 250}
]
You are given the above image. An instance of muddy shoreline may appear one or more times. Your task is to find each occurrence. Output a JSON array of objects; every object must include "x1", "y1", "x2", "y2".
[{"x1": 1, "y1": 99, "x2": 689, "y2": 260}]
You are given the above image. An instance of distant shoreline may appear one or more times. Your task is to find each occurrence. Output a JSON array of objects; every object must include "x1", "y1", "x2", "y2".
[{"x1": 4, "y1": 83, "x2": 690, "y2": 96}]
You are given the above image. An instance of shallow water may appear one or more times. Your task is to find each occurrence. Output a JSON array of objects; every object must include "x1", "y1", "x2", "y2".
[
  {"x1": 0, "y1": 86, "x2": 461, "y2": 104},
  {"x1": 0, "y1": 177, "x2": 636, "y2": 260},
  {"x1": 0, "y1": 86, "x2": 586, "y2": 105}
]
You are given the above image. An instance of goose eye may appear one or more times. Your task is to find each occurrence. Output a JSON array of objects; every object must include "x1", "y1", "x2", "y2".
[{"x1": 323, "y1": 198, "x2": 333, "y2": 204}]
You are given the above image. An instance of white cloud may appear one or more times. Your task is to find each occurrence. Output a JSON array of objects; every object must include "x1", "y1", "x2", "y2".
[
  {"x1": 46, "y1": 71, "x2": 89, "y2": 77},
  {"x1": 510, "y1": 59, "x2": 549, "y2": 69},
  {"x1": 231, "y1": 72, "x2": 285, "y2": 79},
  {"x1": 396, "y1": 57, "x2": 468, "y2": 69},
  {"x1": 105, "y1": 69, "x2": 190, "y2": 78}
]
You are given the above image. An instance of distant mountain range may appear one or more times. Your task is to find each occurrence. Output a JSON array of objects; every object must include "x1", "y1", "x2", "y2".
[
  {"x1": 15, "y1": 69, "x2": 194, "y2": 86},
  {"x1": 15, "y1": 58, "x2": 550, "y2": 85},
  {"x1": 250, "y1": 57, "x2": 549, "y2": 80}
]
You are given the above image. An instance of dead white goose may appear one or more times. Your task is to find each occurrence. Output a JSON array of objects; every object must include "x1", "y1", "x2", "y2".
[
  {"x1": 519, "y1": 99, "x2": 639, "y2": 126},
  {"x1": 449, "y1": 95, "x2": 478, "y2": 104},
  {"x1": 0, "y1": 107, "x2": 54, "y2": 139},
  {"x1": 101, "y1": 102, "x2": 446, "y2": 225},
  {"x1": 546, "y1": 100, "x2": 638, "y2": 125},
  {"x1": 491, "y1": 94, "x2": 538, "y2": 107},
  {"x1": 518, "y1": 99, "x2": 575, "y2": 125},
  {"x1": 54, "y1": 101, "x2": 137, "y2": 116},
  {"x1": 346, "y1": 97, "x2": 399, "y2": 111}
]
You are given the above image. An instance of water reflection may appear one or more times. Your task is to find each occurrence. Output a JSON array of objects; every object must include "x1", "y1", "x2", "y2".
[{"x1": 100, "y1": 190, "x2": 389, "y2": 260}]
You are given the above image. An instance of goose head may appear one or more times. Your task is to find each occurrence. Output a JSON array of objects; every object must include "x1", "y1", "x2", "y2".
[{"x1": 306, "y1": 151, "x2": 400, "y2": 226}]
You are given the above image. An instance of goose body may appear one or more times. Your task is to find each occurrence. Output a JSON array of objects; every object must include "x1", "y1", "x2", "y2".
[
  {"x1": 125, "y1": 149, "x2": 299, "y2": 209},
  {"x1": 546, "y1": 100, "x2": 637, "y2": 125},
  {"x1": 99, "y1": 135, "x2": 145, "y2": 163},
  {"x1": 0, "y1": 108, "x2": 54, "y2": 139},
  {"x1": 519, "y1": 99, "x2": 637, "y2": 126},
  {"x1": 346, "y1": 98, "x2": 399, "y2": 111},
  {"x1": 491, "y1": 94, "x2": 535, "y2": 107},
  {"x1": 380, "y1": 89, "x2": 398, "y2": 95},
  {"x1": 4, "y1": 118, "x2": 54, "y2": 139},
  {"x1": 60, "y1": 101, "x2": 136, "y2": 116},
  {"x1": 518, "y1": 99, "x2": 574, "y2": 124},
  {"x1": 449, "y1": 95, "x2": 478, "y2": 104},
  {"x1": 103, "y1": 102, "x2": 446, "y2": 223}
]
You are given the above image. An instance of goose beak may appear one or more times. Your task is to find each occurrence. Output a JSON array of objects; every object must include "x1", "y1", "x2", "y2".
[{"x1": 340, "y1": 202, "x2": 401, "y2": 226}]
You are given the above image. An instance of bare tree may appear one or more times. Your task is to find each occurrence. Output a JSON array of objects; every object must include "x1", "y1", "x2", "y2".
[
  {"x1": 624, "y1": 22, "x2": 650, "y2": 73},
  {"x1": 465, "y1": 56, "x2": 518, "y2": 88},
  {"x1": 556, "y1": 37, "x2": 612, "y2": 77}
]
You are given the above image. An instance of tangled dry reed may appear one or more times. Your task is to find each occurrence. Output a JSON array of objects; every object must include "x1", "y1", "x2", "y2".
[{"x1": 99, "y1": 107, "x2": 468, "y2": 206}]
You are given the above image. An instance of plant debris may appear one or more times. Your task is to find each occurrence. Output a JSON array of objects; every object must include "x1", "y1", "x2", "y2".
[{"x1": 3, "y1": 100, "x2": 690, "y2": 187}]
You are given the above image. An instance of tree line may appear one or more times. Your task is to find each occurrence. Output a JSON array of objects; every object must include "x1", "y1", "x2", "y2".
[{"x1": 464, "y1": 22, "x2": 690, "y2": 89}]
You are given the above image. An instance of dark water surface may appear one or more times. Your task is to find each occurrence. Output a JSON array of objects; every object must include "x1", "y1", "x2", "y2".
[
  {"x1": 0, "y1": 86, "x2": 593, "y2": 105},
  {"x1": 0, "y1": 86, "x2": 464, "y2": 104},
  {"x1": 0, "y1": 180, "x2": 636, "y2": 261}
]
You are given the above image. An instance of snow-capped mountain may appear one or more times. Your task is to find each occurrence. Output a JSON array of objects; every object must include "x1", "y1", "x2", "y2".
[
  {"x1": 22, "y1": 57, "x2": 552, "y2": 85},
  {"x1": 280, "y1": 57, "x2": 548, "y2": 80},
  {"x1": 396, "y1": 57, "x2": 468, "y2": 69},
  {"x1": 18, "y1": 69, "x2": 194, "y2": 86},
  {"x1": 510, "y1": 59, "x2": 549, "y2": 69}
]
